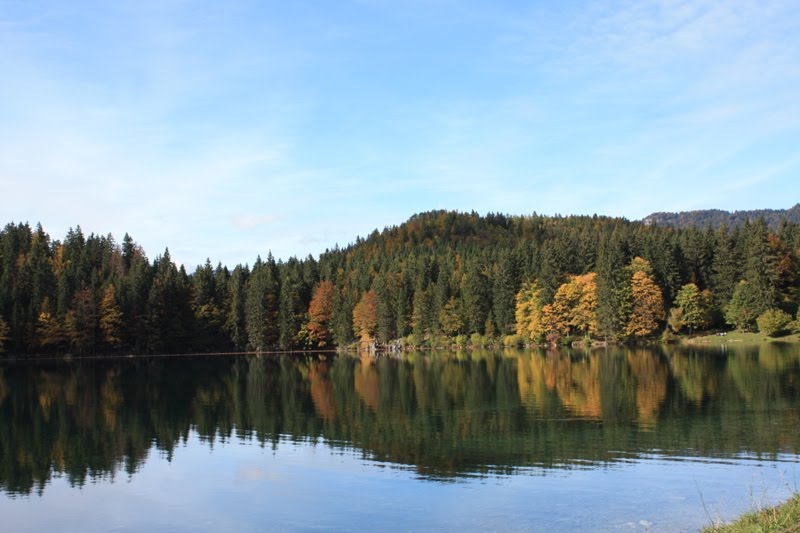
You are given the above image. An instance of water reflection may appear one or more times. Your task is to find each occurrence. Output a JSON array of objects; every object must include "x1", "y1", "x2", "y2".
[{"x1": 1, "y1": 344, "x2": 799, "y2": 495}]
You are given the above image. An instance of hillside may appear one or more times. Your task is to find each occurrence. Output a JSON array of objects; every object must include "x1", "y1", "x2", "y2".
[{"x1": 1, "y1": 209, "x2": 799, "y2": 356}]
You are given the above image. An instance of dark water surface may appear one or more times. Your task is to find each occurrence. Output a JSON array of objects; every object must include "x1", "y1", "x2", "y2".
[{"x1": 1, "y1": 344, "x2": 799, "y2": 531}]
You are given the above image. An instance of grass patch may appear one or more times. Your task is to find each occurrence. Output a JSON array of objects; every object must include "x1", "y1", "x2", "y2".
[
  {"x1": 703, "y1": 494, "x2": 800, "y2": 532},
  {"x1": 686, "y1": 331, "x2": 800, "y2": 345}
]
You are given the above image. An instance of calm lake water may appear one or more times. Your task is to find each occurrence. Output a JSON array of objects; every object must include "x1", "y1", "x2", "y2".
[{"x1": 1, "y1": 344, "x2": 799, "y2": 532}]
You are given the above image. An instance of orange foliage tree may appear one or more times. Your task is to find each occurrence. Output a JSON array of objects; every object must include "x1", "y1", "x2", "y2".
[
  {"x1": 352, "y1": 290, "x2": 379, "y2": 343},
  {"x1": 307, "y1": 280, "x2": 335, "y2": 347}
]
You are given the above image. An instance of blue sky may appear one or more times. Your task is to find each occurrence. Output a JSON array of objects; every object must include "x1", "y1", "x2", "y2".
[{"x1": 2, "y1": 0, "x2": 799, "y2": 268}]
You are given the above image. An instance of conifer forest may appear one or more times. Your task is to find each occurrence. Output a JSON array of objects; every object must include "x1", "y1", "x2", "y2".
[{"x1": 1, "y1": 209, "x2": 799, "y2": 356}]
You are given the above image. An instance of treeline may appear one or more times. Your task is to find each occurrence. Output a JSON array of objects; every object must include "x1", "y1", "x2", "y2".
[
  {"x1": 0, "y1": 210, "x2": 799, "y2": 355},
  {"x1": 641, "y1": 203, "x2": 800, "y2": 230}
]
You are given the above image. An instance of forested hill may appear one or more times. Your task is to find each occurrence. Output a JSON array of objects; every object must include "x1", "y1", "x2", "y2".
[
  {"x1": 1, "y1": 209, "x2": 799, "y2": 356},
  {"x1": 641, "y1": 204, "x2": 800, "y2": 229}
]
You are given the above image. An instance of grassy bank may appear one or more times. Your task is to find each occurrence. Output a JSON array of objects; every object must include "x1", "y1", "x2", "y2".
[
  {"x1": 703, "y1": 494, "x2": 800, "y2": 532},
  {"x1": 685, "y1": 331, "x2": 800, "y2": 346}
]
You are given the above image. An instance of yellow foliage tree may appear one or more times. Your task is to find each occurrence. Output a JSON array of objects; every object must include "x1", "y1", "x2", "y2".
[
  {"x1": 36, "y1": 298, "x2": 66, "y2": 350},
  {"x1": 514, "y1": 280, "x2": 545, "y2": 341},
  {"x1": 99, "y1": 285, "x2": 123, "y2": 349},
  {"x1": 548, "y1": 273, "x2": 598, "y2": 337},
  {"x1": 625, "y1": 270, "x2": 665, "y2": 337}
]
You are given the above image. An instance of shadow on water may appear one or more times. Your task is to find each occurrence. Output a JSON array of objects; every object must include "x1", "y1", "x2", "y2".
[{"x1": 1, "y1": 343, "x2": 799, "y2": 495}]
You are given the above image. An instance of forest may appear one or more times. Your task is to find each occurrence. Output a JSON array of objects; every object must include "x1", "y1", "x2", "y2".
[{"x1": 0, "y1": 210, "x2": 799, "y2": 356}]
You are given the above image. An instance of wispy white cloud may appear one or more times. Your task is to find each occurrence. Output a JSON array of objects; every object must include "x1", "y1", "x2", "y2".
[{"x1": 1, "y1": 0, "x2": 798, "y2": 265}]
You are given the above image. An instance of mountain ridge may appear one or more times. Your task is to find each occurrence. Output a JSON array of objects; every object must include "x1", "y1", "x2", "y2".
[{"x1": 640, "y1": 204, "x2": 800, "y2": 229}]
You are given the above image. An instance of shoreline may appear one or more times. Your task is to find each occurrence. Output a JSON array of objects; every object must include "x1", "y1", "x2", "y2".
[{"x1": 703, "y1": 493, "x2": 800, "y2": 532}]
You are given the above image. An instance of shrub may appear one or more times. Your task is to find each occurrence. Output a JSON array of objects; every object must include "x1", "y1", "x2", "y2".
[
  {"x1": 503, "y1": 334, "x2": 524, "y2": 348},
  {"x1": 469, "y1": 332, "x2": 484, "y2": 347},
  {"x1": 405, "y1": 334, "x2": 421, "y2": 347},
  {"x1": 428, "y1": 335, "x2": 449, "y2": 349},
  {"x1": 756, "y1": 309, "x2": 793, "y2": 337},
  {"x1": 454, "y1": 334, "x2": 467, "y2": 348}
]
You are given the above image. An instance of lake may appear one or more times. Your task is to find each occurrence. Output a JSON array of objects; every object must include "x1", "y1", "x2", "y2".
[{"x1": 1, "y1": 344, "x2": 799, "y2": 532}]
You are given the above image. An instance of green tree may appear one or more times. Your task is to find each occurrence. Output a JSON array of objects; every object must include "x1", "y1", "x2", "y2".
[
  {"x1": 724, "y1": 280, "x2": 759, "y2": 331},
  {"x1": 460, "y1": 263, "x2": 490, "y2": 334},
  {"x1": 744, "y1": 219, "x2": 779, "y2": 314},
  {"x1": 669, "y1": 283, "x2": 712, "y2": 334},
  {"x1": 245, "y1": 256, "x2": 279, "y2": 352},
  {"x1": 596, "y1": 231, "x2": 628, "y2": 340},
  {"x1": 225, "y1": 265, "x2": 249, "y2": 350}
]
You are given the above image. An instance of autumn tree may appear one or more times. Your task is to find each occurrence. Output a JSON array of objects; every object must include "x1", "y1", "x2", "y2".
[
  {"x1": 307, "y1": 280, "x2": 335, "y2": 347},
  {"x1": 514, "y1": 279, "x2": 546, "y2": 341},
  {"x1": 547, "y1": 273, "x2": 598, "y2": 337},
  {"x1": 625, "y1": 260, "x2": 665, "y2": 338},
  {"x1": 35, "y1": 297, "x2": 66, "y2": 351},
  {"x1": 438, "y1": 296, "x2": 464, "y2": 336},
  {"x1": 99, "y1": 285, "x2": 123, "y2": 350},
  {"x1": 352, "y1": 290, "x2": 378, "y2": 344}
]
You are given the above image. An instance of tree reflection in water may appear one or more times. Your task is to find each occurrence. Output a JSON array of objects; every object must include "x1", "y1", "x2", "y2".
[{"x1": 1, "y1": 343, "x2": 799, "y2": 495}]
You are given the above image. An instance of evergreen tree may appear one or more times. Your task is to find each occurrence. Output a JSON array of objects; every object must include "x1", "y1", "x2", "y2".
[
  {"x1": 724, "y1": 280, "x2": 759, "y2": 331},
  {"x1": 460, "y1": 262, "x2": 490, "y2": 334},
  {"x1": 245, "y1": 257, "x2": 278, "y2": 352},
  {"x1": 744, "y1": 219, "x2": 779, "y2": 314},
  {"x1": 492, "y1": 250, "x2": 520, "y2": 335},
  {"x1": 225, "y1": 265, "x2": 249, "y2": 350},
  {"x1": 595, "y1": 231, "x2": 628, "y2": 340},
  {"x1": 708, "y1": 226, "x2": 738, "y2": 306}
]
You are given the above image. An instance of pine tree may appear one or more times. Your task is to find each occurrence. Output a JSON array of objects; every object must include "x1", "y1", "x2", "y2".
[
  {"x1": 225, "y1": 265, "x2": 249, "y2": 350},
  {"x1": 460, "y1": 263, "x2": 490, "y2": 334},
  {"x1": 492, "y1": 250, "x2": 520, "y2": 335},
  {"x1": 595, "y1": 232, "x2": 628, "y2": 340},
  {"x1": 724, "y1": 280, "x2": 759, "y2": 331},
  {"x1": 710, "y1": 226, "x2": 739, "y2": 307},
  {"x1": 744, "y1": 219, "x2": 779, "y2": 314},
  {"x1": 245, "y1": 257, "x2": 277, "y2": 352}
]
